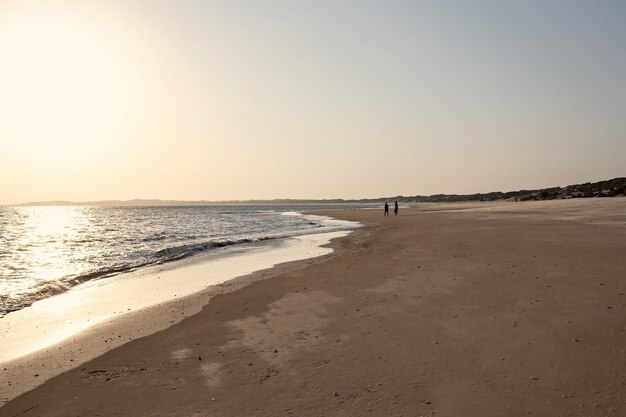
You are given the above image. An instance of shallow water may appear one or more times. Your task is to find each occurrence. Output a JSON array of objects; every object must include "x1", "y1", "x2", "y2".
[{"x1": 0, "y1": 204, "x2": 370, "y2": 316}]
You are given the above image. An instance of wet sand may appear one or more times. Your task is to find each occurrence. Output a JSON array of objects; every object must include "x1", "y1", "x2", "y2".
[{"x1": 1, "y1": 199, "x2": 625, "y2": 416}]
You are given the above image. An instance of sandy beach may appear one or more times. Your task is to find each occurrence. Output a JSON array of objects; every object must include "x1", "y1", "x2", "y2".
[{"x1": 1, "y1": 199, "x2": 625, "y2": 416}]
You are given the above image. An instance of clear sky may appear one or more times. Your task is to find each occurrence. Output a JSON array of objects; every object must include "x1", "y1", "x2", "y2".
[{"x1": 1, "y1": 0, "x2": 624, "y2": 204}]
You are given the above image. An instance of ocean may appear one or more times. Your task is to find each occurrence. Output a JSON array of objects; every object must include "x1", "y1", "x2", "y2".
[{"x1": 0, "y1": 204, "x2": 368, "y2": 317}]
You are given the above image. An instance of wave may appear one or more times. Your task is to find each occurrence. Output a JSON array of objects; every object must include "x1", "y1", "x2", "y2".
[
  {"x1": 0, "y1": 209, "x2": 358, "y2": 318},
  {"x1": 2, "y1": 235, "x2": 285, "y2": 317},
  {"x1": 152, "y1": 238, "x2": 254, "y2": 261}
]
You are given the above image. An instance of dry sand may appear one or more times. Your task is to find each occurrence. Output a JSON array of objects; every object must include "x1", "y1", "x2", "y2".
[{"x1": 1, "y1": 198, "x2": 625, "y2": 416}]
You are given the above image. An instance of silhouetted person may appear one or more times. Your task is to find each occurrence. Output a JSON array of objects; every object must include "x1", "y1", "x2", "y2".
[
  {"x1": 384, "y1": 202, "x2": 389, "y2": 216},
  {"x1": 394, "y1": 201, "x2": 398, "y2": 216}
]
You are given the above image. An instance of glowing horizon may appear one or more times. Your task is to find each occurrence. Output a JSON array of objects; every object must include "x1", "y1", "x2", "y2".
[{"x1": 1, "y1": 1, "x2": 625, "y2": 205}]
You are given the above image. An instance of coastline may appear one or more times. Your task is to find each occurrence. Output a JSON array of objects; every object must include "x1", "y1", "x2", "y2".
[
  {"x1": 0, "y1": 215, "x2": 361, "y2": 406},
  {"x1": 1, "y1": 199, "x2": 625, "y2": 416}
]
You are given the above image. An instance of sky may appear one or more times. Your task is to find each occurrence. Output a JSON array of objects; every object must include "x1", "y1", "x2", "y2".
[{"x1": 1, "y1": 0, "x2": 625, "y2": 204}]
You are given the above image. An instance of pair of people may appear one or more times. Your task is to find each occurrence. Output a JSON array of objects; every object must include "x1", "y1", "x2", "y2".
[{"x1": 384, "y1": 201, "x2": 398, "y2": 216}]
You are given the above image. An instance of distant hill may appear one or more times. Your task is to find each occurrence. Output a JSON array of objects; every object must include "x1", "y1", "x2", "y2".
[
  {"x1": 14, "y1": 177, "x2": 625, "y2": 206},
  {"x1": 391, "y1": 177, "x2": 626, "y2": 203},
  {"x1": 17, "y1": 198, "x2": 359, "y2": 207}
]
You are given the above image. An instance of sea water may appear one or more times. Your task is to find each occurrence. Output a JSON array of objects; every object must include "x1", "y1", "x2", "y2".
[{"x1": 0, "y1": 204, "x2": 368, "y2": 317}]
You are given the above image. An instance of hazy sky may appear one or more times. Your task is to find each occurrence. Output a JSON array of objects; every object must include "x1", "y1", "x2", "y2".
[{"x1": 1, "y1": 0, "x2": 624, "y2": 204}]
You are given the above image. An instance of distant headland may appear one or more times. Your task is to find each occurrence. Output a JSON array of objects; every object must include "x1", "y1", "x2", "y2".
[{"x1": 14, "y1": 177, "x2": 626, "y2": 207}]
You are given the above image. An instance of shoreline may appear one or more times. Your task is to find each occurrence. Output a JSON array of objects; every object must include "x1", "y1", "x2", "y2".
[
  {"x1": 1, "y1": 199, "x2": 625, "y2": 416},
  {"x1": 0, "y1": 216, "x2": 361, "y2": 405},
  {"x1": 0, "y1": 210, "x2": 360, "y2": 319}
]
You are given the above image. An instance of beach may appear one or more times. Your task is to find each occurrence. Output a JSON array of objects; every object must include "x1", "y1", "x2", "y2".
[{"x1": 1, "y1": 199, "x2": 625, "y2": 416}]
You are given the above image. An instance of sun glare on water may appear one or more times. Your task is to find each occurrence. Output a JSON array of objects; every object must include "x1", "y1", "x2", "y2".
[{"x1": 0, "y1": 4, "x2": 141, "y2": 166}]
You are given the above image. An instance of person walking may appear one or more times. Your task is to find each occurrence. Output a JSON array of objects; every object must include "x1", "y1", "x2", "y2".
[
  {"x1": 394, "y1": 201, "x2": 399, "y2": 216},
  {"x1": 384, "y1": 202, "x2": 389, "y2": 216}
]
